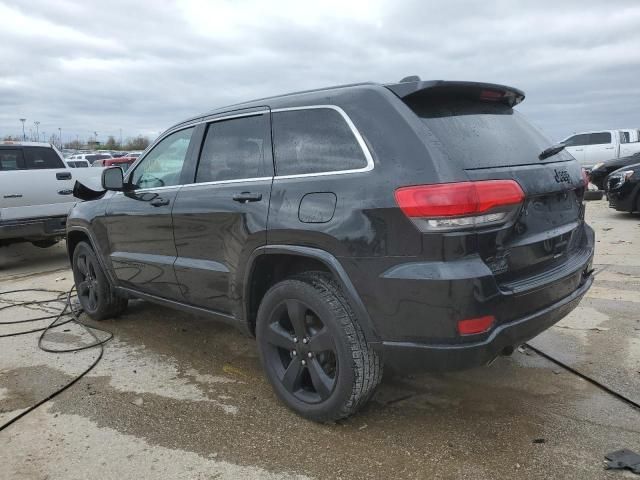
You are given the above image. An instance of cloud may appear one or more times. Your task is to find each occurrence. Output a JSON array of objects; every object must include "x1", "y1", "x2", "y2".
[{"x1": 0, "y1": 0, "x2": 638, "y2": 143}]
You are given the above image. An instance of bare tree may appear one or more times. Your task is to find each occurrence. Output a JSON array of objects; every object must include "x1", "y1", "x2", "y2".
[
  {"x1": 124, "y1": 135, "x2": 151, "y2": 150},
  {"x1": 64, "y1": 140, "x2": 83, "y2": 150},
  {"x1": 104, "y1": 135, "x2": 117, "y2": 149}
]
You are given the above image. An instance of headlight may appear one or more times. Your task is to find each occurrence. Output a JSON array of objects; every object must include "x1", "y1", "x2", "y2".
[{"x1": 593, "y1": 162, "x2": 604, "y2": 170}]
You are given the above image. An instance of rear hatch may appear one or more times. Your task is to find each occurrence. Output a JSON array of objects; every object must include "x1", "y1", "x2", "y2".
[{"x1": 391, "y1": 81, "x2": 589, "y2": 297}]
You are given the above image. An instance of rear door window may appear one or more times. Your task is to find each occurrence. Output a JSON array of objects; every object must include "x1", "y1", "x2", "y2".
[
  {"x1": 195, "y1": 114, "x2": 272, "y2": 183},
  {"x1": 0, "y1": 149, "x2": 24, "y2": 170},
  {"x1": 23, "y1": 147, "x2": 64, "y2": 169},
  {"x1": 588, "y1": 132, "x2": 612, "y2": 145},
  {"x1": 272, "y1": 108, "x2": 368, "y2": 176},
  {"x1": 411, "y1": 97, "x2": 571, "y2": 169}
]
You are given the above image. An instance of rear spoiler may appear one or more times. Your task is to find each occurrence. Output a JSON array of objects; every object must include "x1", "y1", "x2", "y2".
[{"x1": 384, "y1": 79, "x2": 525, "y2": 107}]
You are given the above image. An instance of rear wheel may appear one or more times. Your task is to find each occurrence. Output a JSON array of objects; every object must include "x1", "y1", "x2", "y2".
[
  {"x1": 72, "y1": 241, "x2": 127, "y2": 320},
  {"x1": 256, "y1": 272, "x2": 382, "y2": 422}
]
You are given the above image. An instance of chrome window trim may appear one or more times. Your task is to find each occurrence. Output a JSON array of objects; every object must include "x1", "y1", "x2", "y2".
[
  {"x1": 180, "y1": 176, "x2": 272, "y2": 190},
  {"x1": 270, "y1": 104, "x2": 374, "y2": 179},
  {"x1": 203, "y1": 108, "x2": 270, "y2": 124},
  {"x1": 123, "y1": 104, "x2": 373, "y2": 192}
]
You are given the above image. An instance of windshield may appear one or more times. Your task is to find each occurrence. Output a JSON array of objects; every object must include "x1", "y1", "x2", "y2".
[{"x1": 411, "y1": 97, "x2": 573, "y2": 169}]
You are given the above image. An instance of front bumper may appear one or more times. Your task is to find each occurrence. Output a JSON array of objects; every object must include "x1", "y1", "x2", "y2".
[
  {"x1": 382, "y1": 271, "x2": 593, "y2": 372},
  {"x1": 0, "y1": 216, "x2": 67, "y2": 243}
]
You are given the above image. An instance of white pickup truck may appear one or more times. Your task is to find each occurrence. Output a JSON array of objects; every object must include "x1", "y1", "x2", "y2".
[
  {"x1": 0, "y1": 141, "x2": 104, "y2": 247},
  {"x1": 561, "y1": 129, "x2": 640, "y2": 169}
]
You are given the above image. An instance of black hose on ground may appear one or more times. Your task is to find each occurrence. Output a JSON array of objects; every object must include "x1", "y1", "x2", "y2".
[
  {"x1": 0, "y1": 287, "x2": 112, "y2": 432},
  {"x1": 523, "y1": 343, "x2": 640, "y2": 413}
]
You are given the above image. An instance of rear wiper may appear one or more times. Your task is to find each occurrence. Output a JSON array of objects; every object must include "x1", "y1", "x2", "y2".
[{"x1": 539, "y1": 143, "x2": 566, "y2": 160}]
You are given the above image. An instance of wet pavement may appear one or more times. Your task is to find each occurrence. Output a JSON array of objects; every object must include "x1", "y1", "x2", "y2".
[{"x1": 1, "y1": 200, "x2": 639, "y2": 479}]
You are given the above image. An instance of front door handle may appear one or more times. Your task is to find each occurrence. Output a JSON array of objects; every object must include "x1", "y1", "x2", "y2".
[
  {"x1": 232, "y1": 192, "x2": 262, "y2": 203},
  {"x1": 150, "y1": 198, "x2": 170, "y2": 207},
  {"x1": 4, "y1": 194, "x2": 22, "y2": 199},
  {"x1": 56, "y1": 171, "x2": 72, "y2": 180}
]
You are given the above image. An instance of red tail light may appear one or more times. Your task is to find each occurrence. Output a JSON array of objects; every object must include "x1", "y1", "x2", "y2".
[
  {"x1": 479, "y1": 89, "x2": 503, "y2": 101},
  {"x1": 395, "y1": 180, "x2": 524, "y2": 231},
  {"x1": 457, "y1": 315, "x2": 495, "y2": 335}
]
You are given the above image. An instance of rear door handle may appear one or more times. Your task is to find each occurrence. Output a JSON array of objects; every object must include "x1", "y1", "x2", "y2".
[
  {"x1": 150, "y1": 198, "x2": 170, "y2": 207},
  {"x1": 3, "y1": 194, "x2": 22, "y2": 199},
  {"x1": 232, "y1": 192, "x2": 262, "y2": 203},
  {"x1": 56, "y1": 172, "x2": 72, "y2": 180}
]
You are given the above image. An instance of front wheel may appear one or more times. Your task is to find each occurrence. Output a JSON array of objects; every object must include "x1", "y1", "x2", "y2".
[
  {"x1": 72, "y1": 241, "x2": 127, "y2": 320},
  {"x1": 256, "y1": 272, "x2": 382, "y2": 422}
]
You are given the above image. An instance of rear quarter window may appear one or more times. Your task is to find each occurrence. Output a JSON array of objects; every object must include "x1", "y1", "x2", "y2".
[
  {"x1": 272, "y1": 108, "x2": 368, "y2": 176},
  {"x1": 409, "y1": 97, "x2": 571, "y2": 169},
  {"x1": 23, "y1": 147, "x2": 64, "y2": 169}
]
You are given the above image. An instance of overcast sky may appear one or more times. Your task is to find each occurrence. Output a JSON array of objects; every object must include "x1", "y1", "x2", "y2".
[{"x1": 1, "y1": 0, "x2": 638, "y2": 145}]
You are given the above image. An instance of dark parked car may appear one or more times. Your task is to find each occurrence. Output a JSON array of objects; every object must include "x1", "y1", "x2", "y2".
[
  {"x1": 66, "y1": 78, "x2": 595, "y2": 421},
  {"x1": 589, "y1": 152, "x2": 640, "y2": 190},
  {"x1": 606, "y1": 163, "x2": 640, "y2": 212}
]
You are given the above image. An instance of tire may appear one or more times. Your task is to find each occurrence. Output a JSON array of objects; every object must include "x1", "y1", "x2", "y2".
[
  {"x1": 584, "y1": 190, "x2": 604, "y2": 201},
  {"x1": 256, "y1": 272, "x2": 382, "y2": 422},
  {"x1": 72, "y1": 241, "x2": 127, "y2": 320}
]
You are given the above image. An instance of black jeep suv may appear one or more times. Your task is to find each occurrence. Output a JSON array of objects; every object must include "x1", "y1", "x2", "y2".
[{"x1": 67, "y1": 78, "x2": 595, "y2": 421}]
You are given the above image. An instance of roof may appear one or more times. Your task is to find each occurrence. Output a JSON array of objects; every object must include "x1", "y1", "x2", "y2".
[{"x1": 171, "y1": 77, "x2": 526, "y2": 132}]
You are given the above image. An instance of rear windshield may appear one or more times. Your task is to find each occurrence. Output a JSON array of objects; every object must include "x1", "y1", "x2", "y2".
[{"x1": 410, "y1": 97, "x2": 572, "y2": 169}]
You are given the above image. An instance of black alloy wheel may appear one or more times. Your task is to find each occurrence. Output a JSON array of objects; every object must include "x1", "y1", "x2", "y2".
[
  {"x1": 256, "y1": 272, "x2": 382, "y2": 422},
  {"x1": 262, "y1": 298, "x2": 338, "y2": 403},
  {"x1": 76, "y1": 252, "x2": 100, "y2": 312},
  {"x1": 71, "y1": 241, "x2": 127, "y2": 320}
]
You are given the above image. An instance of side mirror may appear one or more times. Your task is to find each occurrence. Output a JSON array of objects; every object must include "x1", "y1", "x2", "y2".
[{"x1": 102, "y1": 166, "x2": 124, "y2": 191}]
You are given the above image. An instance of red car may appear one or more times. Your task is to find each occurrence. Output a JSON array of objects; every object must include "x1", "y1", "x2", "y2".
[{"x1": 92, "y1": 156, "x2": 136, "y2": 171}]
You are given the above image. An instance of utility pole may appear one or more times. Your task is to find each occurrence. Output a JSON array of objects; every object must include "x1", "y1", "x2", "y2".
[
  {"x1": 58, "y1": 127, "x2": 62, "y2": 148},
  {"x1": 119, "y1": 128, "x2": 122, "y2": 148},
  {"x1": 34, "y1": 121, "x2": 40, "y2": 141},
  {"x1": 19, "y1": 118, "x2": 26, "y2": 140},
  {"x1": 42, "y1": 131, "x2": 46, "y2": 143}
]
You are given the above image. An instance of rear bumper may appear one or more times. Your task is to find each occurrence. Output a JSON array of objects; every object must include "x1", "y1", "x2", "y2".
[
  {"x1": 0, "y1": 216, "x2": 67, "y2": 243},
  {"x1": 382, "y1": 271, "x2": 592, "y2": 372},
  {"x1": 341, "y1": 222, "x2": 595, "y2": 371}
]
